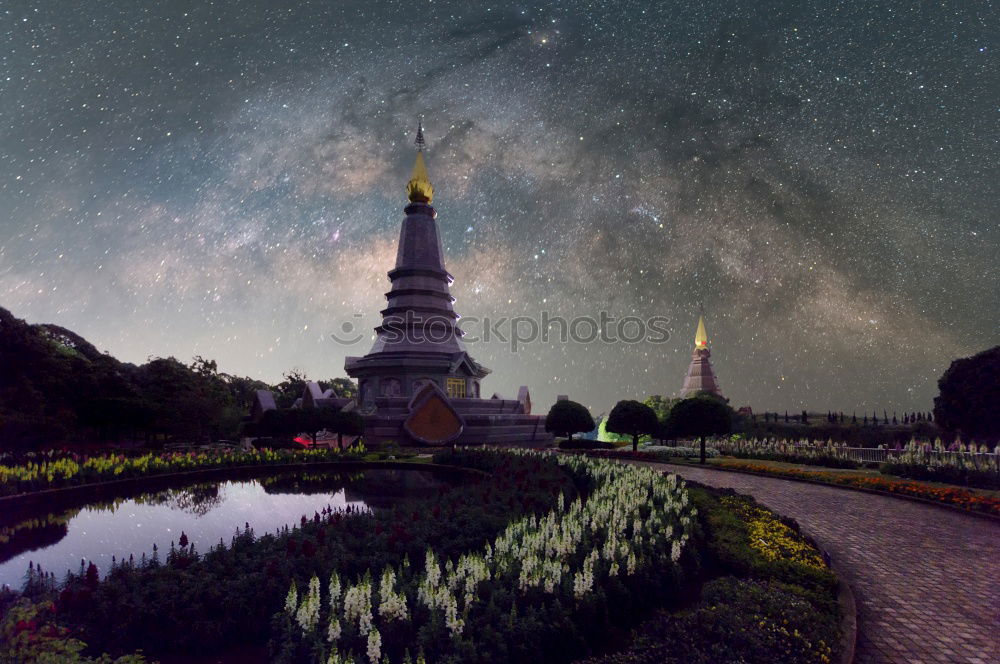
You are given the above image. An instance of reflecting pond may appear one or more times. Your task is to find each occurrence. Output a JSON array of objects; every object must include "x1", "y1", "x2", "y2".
[{"x1": 0, "y1": 468, "x2": 449, "y2": 589}]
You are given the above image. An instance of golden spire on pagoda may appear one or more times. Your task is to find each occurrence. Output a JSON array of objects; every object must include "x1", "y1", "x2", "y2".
[
  {"x1": 695, "y1": 315, "x2": 708, "y2": 348},
  {"x1": 406, "y1": 119, "x2": 434, "y2": 204}
]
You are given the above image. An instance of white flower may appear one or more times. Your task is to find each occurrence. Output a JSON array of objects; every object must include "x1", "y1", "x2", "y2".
[
  {"x1": 343, "y1": 579, "x2": 374, "y2": 635},
  {"x1": 327, "y1": 616, "x2": 341, "y2": 643},
  {"x1": 329, "y1": 571, "x2": 342, "y2": 611},
  {"x1": 284, "y1": 580, "x2": 297, "y2": 615},
  {"x1": 296, "y1": 575, "x2": 321, "y2": 633},
  {"x1": 444, "y1": 594, "x2": 464, "y2": 637},
  {"x1": 282, "y1": 450, "x2": 696, "y2": 658},
  {"x1": 379, "y1": 566, "x2": 409, "y2": 622},
  {"x1": 367, "y1": 627, "x2": 382, "y2": 664}
]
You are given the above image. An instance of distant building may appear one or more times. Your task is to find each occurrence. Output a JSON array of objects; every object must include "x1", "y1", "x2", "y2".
[{"x1": 681, "y1": 315, "x2": 722, "y2": 398}]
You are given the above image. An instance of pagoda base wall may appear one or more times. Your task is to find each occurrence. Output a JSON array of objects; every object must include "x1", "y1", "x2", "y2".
[{"x1": 361, "y1": 396, "x2": 552, "y2": 447}]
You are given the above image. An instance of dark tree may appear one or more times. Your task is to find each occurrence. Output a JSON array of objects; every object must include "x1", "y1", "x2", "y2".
[
  {"x1": 134, "y1": 357, "x2": 234, "y2": 442},
  {"x1": 784, "y1": 410, "x2": 789, "y2": 423},
  {"x1": 329, "y1": 409, "x2": 365, "y2": 450},
  {"x1": 545, "y1": 400, "x2": 596, "y2": 443},
  {"x1": 933, "y1": 346, "x2": 1000, "y2": 443},
  {"x1": 257, "y1": 408, "x2": 299, "y2": 440},
  {"x1": 665, "y1": 396, "x2": 735, "y2": 463},
  {"x1": 801, "y1": 410, "x2": 809, "y2": 424},
  {"x1": 606, "y1": 400, "x2": 659, "y2": 452},
  {"x1": 296, "y1": 408, "x2": 331, "y2": 447},
  {"x1": 274, "y1": 370, "x2": 310, "y2": 408},
  {"x1": 852, "y1": 411, "x2": 857, "y2": 424}
]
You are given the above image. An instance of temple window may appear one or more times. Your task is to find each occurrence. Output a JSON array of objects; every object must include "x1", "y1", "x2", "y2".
[{"x1": 446, "y1": 377, "x2": 466, "y2": 398}]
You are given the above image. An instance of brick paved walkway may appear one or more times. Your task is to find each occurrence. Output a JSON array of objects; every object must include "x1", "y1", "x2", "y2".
[{"x1": 651, "y1": 463, "x2": 1000, "y2": 664}]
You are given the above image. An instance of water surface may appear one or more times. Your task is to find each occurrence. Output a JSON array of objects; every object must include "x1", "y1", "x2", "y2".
[{"x1": 0, "y1": 469, "x2": 444, "y2": 589}]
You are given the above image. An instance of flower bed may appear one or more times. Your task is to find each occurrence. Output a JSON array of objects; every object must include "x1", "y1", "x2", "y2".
[
  {"x1": 639, "y1": 445, "x2": 720, "y2": 459},
  {"x1": 719, "y1": 496, "x2": 827, "y2": 572},
  {"x1": 273, "y1": 450, "x2": 700, "y2": 664},
  {"x1": 1, "y1": 450, "x2": 847, "y2": 664},
  {"x1": 7, "y1": 451, "x2": 579, "y2": 661},
  {"x1": 573, "y1": 448, "x2": 718, "y2": 463},
  {"x1": 580, "y1": 487, "x2": 842, "y2": 664},
  {"x1": 0, "y1": 447, "x2": 378, "y2": 497},
  {"x1": 717, "y1": 461, "x2": 1000, "y2": 516},
  {"x1": 879, "y1": 460, "x2": 1000, "y2": 490}
]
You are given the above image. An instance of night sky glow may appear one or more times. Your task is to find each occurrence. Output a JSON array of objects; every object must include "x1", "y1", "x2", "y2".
[{"x1": 2, "y1": 1, "x2": 997, "y2": 415}]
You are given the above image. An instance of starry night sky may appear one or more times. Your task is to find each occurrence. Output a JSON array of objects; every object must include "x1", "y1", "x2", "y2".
[{"x1": 2, "y1": 1, "x2": 997, "y2": 416}]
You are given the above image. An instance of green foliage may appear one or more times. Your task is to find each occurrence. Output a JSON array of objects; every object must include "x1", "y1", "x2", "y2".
[
  {"x1": 274, "y1": 371, "x2": 310, "y2": 409},
  {"x1": 606, "y1": 401, "x2": 659, "y2": 452},
  {"x1": 596, "y1": 417, "x2": 631, "y2": 445},
  {"x1": 579, "y1": 578, "x2": 838, "y2": 664},
  {"x1": 322, "y1": 378, "x2": 358, "y2": 400},
  {"x1": 642, "y1": 395, "x2": 677, "y2": 424},
  {"x1": 933, "y1": 346, "x2": 1000, "y2": 443},
  {"x1": 545, "y1": 400, "x2": 596, "y2": 441},
  {"x1": 0, "y1": 306, "x2": 270, "y2": 450}
]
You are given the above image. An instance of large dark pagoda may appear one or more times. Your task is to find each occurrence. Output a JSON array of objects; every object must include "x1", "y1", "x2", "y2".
[
  {"x1": 345, "y1": 122, "x2": 490, "y2": 403},
  {"x1": 338, "y1": 123, "x2": 549, "y2": 446}
]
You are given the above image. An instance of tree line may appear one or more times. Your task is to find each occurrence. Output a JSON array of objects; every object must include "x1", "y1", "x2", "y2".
[
  {"x1": 547, "y1": 392, "x2": 735, "y2": 462},
  {"x1": 0, "y1": 307, "x2": 356, "y2": 452}
]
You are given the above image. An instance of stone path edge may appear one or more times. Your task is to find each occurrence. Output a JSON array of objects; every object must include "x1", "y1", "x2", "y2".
[
  {"x1": 659, "y1": 460, "x2": 1000, "y2": 523},
  {"x1": 0, "y1": 460, "x2": 487, "y2": 514},
  {"x1": 834, "y1": 561, "x2": 858, "y2": 664}
]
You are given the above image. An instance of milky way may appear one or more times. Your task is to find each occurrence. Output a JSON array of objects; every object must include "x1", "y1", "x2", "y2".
[{"x1": 1, "y1": 1, "x2": 997, "y2": 415}]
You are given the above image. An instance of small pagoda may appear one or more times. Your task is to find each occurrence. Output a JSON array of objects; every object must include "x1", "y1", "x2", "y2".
[{"x1": 681, "y1": 315, "x2": 722, "y2": 397}]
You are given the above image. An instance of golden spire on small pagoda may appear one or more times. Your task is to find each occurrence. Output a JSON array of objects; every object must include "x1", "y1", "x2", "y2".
[
  {"x1": 406, "y1": 118, "x2": 434, "y2": 204},
  {"x1": 695, "y1": 315, "x2": 708, "y2": 349}
]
